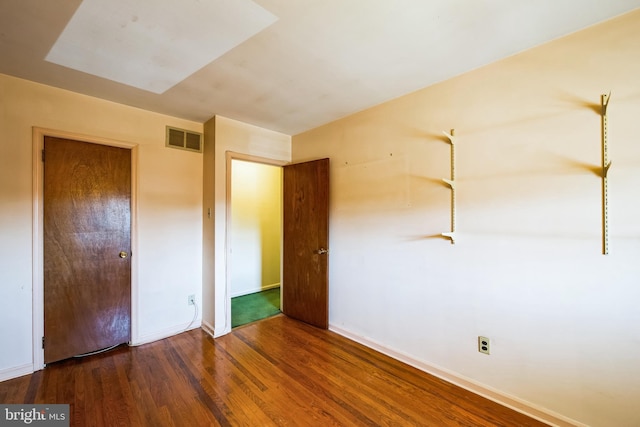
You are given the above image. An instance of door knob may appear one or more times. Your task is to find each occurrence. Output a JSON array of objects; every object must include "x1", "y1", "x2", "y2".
[
  {"x1": 119, "y1": 251, "x2": 128, "y2": 259},
  {"x1": 315, "y1": 248, "x2": 328, "y2": 255}
]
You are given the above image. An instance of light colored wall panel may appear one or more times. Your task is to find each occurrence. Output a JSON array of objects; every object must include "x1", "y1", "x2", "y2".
[
  {"x1": 0, "y1": 74, "x2": 203, "y2": 374},
  {"x1": 292, "y1": 10, "x2": 640, "y2": 427}
]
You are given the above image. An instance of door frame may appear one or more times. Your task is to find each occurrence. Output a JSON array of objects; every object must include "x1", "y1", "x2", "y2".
[
  {"x1": 225, "y1": 152, "x2": 287, "y2": 332},
  {"x1": 31, "y1": 127, "x2": 138, "y2": 370}
]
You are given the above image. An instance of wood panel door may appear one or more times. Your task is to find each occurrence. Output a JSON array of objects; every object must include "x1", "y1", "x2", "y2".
[
  {"x1": 282, "y1": 158, "x2": 329, "y2": 329},
  {"x1": 43, "y1": 137, "x2": 131, "y2": 363}
]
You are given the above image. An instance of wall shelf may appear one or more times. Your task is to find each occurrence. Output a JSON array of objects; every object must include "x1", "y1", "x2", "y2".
[
  {"x1": 441, "y1": 129, "x2": 456, "y2": 244},
  {"x1": 601, "y1": 92, "x2": 612, "y2": 255}
]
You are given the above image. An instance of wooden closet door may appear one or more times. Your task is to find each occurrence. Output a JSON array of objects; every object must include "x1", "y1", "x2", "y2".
[{"x1": 44, "y1": 137, "x2": 131, "y2": 363}]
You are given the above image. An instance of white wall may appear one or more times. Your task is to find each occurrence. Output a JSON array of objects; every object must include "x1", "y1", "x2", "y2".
[
  {"x1": 292, "y1": 10, "x2": 640, "y2": 427},
  {"x1": 0, "y1": 74, "x2": 203, "y2": 378},
  {"x1": 203, "y1": 115, "x2": 290, "y2": 336},
  {"x1": 230, "y1": 160, "x2": 282, "y2": 297}
]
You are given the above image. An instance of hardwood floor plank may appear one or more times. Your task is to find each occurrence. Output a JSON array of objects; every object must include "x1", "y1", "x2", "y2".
[
  {"x1": 238, "y1": 317, "x2": 482, "y2": 426},
  {"x1": 164, "y1": 342, "x2": 234, "y2": 426},
  {"x1": 281, "y1": 327, "x2": 490, "y2": 425},
  {"x1": 113, "y1": 354, "x2": 144, "y2": 427},
  {"x1": 233, "y1": 327, "x2": 415, "y2": 426},
  {"x1": 266, "y1": 317, "x2": 542, "y2": 427},
  {"x1": 218, "y1": 333, "x2": 367, "y2": 426},
  {"x1": 0, "y1": 315, "x2": 549, "y2": 426}
]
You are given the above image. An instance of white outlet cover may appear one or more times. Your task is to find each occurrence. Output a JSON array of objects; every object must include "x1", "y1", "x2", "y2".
[{"x1": 478, "y1": 336, "x2": 490, "y2": 354}]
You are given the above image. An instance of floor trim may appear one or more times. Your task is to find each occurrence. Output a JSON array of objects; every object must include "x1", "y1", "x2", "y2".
[
  {"x1": 329, "y1": 324, "x2": 585, "y2": 427},
  {"x1": 0, "y1": 363, "x2": 33, "y2": 382},
  {"x1": 201, "y1": 320, "x2": 215, "y2": 338},
  {"x1": 231, "y1": 283, "x2": 280, "y2": 298},
  {"x1": 131, "y1": 321, "x2": 202, "y2": 347}
]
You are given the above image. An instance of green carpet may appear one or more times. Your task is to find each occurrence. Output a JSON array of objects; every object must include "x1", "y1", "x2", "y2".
[{"x1": 232, "y1": 287, "x2": 281, "y2": 328}]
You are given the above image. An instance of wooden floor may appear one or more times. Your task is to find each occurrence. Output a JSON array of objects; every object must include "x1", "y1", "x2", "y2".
[{"x1": 0, "y1": 315, "x2": 548, "y2": 426}]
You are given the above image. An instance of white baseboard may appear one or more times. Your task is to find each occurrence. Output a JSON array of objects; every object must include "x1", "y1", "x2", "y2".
[
  {"x1": 201, "y1": 320, "x2": 215, "y2": 338},
  {"x1": 202, "y1": 319, "x2": 232, "y2": 338},
  {"x1": 0, "y1": 363, "x2": 33, "y2": 382},
  {"x1": 329, "y1": 324, "x2": 585, "y2": 427},
  {"x1": 231, "y1": 283, "x2": 280, "y2": 298},
  {"x1": 130, "y1": 319, "x2": 202, "y2": 347}
]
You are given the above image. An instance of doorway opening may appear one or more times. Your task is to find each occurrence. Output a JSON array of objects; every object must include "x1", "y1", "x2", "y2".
[
  {"x1": 229, "y1": 159, "x2": 282, "y2": 328},
  {"x1": 223, "y1": 153, "x2": 329, "y2": 333}
]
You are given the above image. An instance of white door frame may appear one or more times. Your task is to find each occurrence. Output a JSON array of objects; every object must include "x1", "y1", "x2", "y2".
[{"x1": 31, "y1": 127, "x2": 139, "y2": 370}]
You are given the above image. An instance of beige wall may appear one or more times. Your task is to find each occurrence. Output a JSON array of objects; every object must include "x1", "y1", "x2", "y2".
[
  {"x1": 202, "y1": 117, "x2": 216, "y2": 336},
  {"x1": 203, "y1": 115, "x2": 290, "y2": 336},
  {"x1": 230, "y1": 160, "x2": 282, "y2": 297},
  {"x1": 292, "y1": 10, "x2": 640, "y2": 427},
  {"x1": 0, "y1": 74, "x2": 203, "y2": 376}
]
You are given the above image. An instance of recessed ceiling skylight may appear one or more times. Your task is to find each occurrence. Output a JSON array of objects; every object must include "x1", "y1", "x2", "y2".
[{"x1": 45, "y1": 0, "x2": 277, "y2": 94}]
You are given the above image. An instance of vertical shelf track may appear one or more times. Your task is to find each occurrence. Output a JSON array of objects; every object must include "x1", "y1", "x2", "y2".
[
  {"x1": 601, "y1": 92, "x2": 612, "y2": 255},
  {"x1": 442, "y1": 129, "x2": 456, "y2": 244}
]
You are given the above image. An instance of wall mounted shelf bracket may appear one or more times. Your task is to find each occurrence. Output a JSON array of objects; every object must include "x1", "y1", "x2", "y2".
[
  {"x1": 441, "y1": 129, "x2": 457, "y2": 244},
  {"x1": 601, "y1": 92, "x2": 612, "y2": 255}
]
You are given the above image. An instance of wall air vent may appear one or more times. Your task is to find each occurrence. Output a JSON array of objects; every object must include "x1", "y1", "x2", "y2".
[{"x1": 166, "y1": 126, "x2": 203, "y2": 153}]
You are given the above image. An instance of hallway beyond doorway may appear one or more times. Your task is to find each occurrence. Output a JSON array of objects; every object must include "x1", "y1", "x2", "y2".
[{"x1": 231, "y1": 287, "x2": 280, "y2": 328}]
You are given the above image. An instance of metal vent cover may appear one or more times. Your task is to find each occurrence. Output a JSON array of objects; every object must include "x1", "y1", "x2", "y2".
[{"x1": 165, "y1": 126, "x2": 203, "y2": 153}]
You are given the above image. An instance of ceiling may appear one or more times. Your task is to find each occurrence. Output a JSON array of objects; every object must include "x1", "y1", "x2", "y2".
[{"x1": 1, "y1": 0, "x2": 639, "y2": 135}]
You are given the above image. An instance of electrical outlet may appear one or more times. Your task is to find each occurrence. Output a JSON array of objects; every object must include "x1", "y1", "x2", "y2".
[
  {"x1": 478, "y1": 336, "x2": 490, "y2": 355},
  {"x1": 188, "y1": 294, "x2": 195, "y2": 306}
]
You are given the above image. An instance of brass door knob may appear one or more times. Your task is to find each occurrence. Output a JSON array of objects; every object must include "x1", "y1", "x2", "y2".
[{"x1": 119, "y1": 251, "x2": 128, "y2": 259}]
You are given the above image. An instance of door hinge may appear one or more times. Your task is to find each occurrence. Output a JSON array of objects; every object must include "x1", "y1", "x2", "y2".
[
  {"x1": 41, "y1": 149, "x2": 45, "y2": 162},
  {"x1": 42, "y1": 337, "x2": 45, "y2": 349}
]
